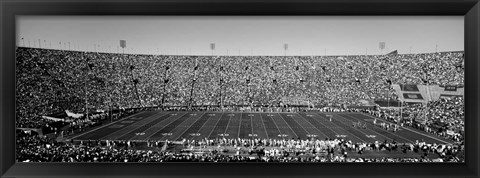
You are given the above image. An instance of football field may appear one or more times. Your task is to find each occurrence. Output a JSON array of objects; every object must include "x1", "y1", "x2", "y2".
[{"x1": 70, "y1": 111, "x2": 452, "y2": 144}]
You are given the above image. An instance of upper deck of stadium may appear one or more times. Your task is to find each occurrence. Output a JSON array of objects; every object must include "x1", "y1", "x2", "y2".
[{"x1": 15, "y1": 47, "x2": 464, "y2": 122}]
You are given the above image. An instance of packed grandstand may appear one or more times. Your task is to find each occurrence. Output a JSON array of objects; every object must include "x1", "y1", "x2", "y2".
[{"x1": 15, "y1": 47, "x2": 465, "y2": 162}]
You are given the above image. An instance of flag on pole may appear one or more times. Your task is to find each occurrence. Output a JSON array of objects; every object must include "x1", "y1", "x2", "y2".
[
  {"x1": 120, "y1": 40, "x2": 126, "y2": 48},
  {"x1": 284, "y1": 44, "x2": 288, "y2": 50},
  {"x1": 210, "y1": 43, "x2": 215, "y2": 50},
  {"x1": 379, "y1": 42, "x2": 386, "y2": 50}
]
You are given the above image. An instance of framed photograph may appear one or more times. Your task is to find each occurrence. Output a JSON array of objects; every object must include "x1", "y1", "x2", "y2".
[{"x1": 1, "y1": 0, "x2": 479, "y2": 178}]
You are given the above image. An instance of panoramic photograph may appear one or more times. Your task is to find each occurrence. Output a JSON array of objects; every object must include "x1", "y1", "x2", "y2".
[{"x1": 15, "y1": 16, "x2": 464, "y2": 163}]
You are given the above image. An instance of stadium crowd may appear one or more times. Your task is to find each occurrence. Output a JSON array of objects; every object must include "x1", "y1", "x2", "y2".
[
  {"x1": 15, "y1": 48, "x2": 464, "y2": 128},
  {"x1": 16, "y1": 130, "x2": 463, "y2": 163},
  {"x1": 15, "y1": 47, "x2": 464, "y2": 162},
  {"x1": 362, "y1": 96, "x2": 464, "y2": 143}
]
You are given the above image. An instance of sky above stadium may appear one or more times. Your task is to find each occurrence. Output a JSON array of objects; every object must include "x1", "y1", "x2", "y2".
[{"x1": 16, "y1": 16, "x2": 463, "y2": 56}]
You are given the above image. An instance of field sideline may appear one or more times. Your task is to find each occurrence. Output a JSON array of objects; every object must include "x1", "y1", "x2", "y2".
[{"x1": 69, "y1": 111, "x2": 452, "y2": 144}]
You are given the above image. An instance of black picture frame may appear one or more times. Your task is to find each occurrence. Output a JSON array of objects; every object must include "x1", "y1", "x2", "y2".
[{"x1": 1, "y1": 0, "x2": 479, "y2": 177}]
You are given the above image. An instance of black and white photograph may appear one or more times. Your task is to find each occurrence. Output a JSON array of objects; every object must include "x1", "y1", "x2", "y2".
[{"x1": 15, "y1": 16, "x2": 465, "y2": 163}]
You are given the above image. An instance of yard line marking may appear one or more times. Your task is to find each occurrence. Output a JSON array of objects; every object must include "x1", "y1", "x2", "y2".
[
  {"x1": 222, "y1": 114, "x2": 233, "y2": 137},
  {"x1": 288, "y1": 114, "x2": 312, "y2": 138},
  {"x1": 132, "y1": 112, "x2": 185, "y2": 140},
  {"x1": 340, "y1": 113, "x2": 413, "y2": 143},
  {"x1": 157, "y1": 113, "x2": 199, "y2": 141},
  {"x1": 173, "y1": 112, "x2": 207, "y2": 141},
  {"x1": 297, "y1": 113, "x2": 329, "y2": 139},
  {"x1": 99, "y1": 111, "x2": 168, "y2": 140},
  {"x1": 145, "y1": 112, "x2": 190, "y2": 141},
  {"x1": 267, "y1": 114, "x2": 283, "y2": 138},
  {"x1": 359, "y1": 113, "x2": 451, "y2": 144},
  {"x1": 206, "y1": 112, "x2": 225, "y2": 139},
  {"x1": 304, "y1": 114, "x2": 340, "y2": 136},
  {"x1": 200, "y1": 112, "x2": 224, "y2": 140},
  {"x1": 104, "y1": 112, "x2": 171, "y2": 140},
  {"x1": 237, "y1": 113, "x2": 243, "y2": 138},
  {"x1": 314, "y1": 113, "x2": 367, "y2": 143},
  {"x1": 250, "y1": 114, "x2": 254, "y2": 138},
  {"x1": 69, "y1": 111, "x2": 146, "y2": 140},
  {"x1": 126, "y1": 112, "x2": 191, "y2": 140},
  {"x1": 276, "y1": 113, "x2": 299, "y2": 139},
  {"x1": 335, "y1": 114, "x2": 394, "y2": 142},
  {"x1": 330, "y1": 113, "x2": 382, "y2": 142},
  {"x1": 259, "y1": 113, "x2": 269, "y2": 139}
]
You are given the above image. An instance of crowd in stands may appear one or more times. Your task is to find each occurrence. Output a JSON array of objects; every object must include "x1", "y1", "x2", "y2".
[
  {"x1": 363, "y1": 96, "x2": 465, "y2": 142},
  {"x1": 400, "y1": 97, "x2": 464, "y2": 142},
  {"x1": 15, "y1": 47, "x2": 464, "y2": 128},
  {"x1": 16, "y1": 130, "x2": 463, "y2": 163},
  {"x1": 15, "y1": 47, "x2": 465, "y2": 162}
]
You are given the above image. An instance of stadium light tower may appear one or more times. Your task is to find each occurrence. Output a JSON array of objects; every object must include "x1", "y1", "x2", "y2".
[
  {"x1": 211, "y1": 43, "x2": 215, "y2": 56},
  {"x1": 119, "y1": 40, "x2": 127, "y2": 113},
  {"x1": 400, "y1": 100, "x2": 403, "y2": 125},
  {"x1": 379, "y1": 42, "x2": 385, "y2": 55},
  {"x1": 83, "y1": 49, "x2": 88, "y2": 121},
  {"x1": 422, "y1": 63, "x2": 431, "y2": 126},
  {"x1": 220, "y1": 61, "x2": 224, "y2": 108},
  {"x1": 120, "y1": 40, "x2": 126, "y2": 54},
  {"x1": 118, "y1": 41, "x2": 142, "y2": 107}
]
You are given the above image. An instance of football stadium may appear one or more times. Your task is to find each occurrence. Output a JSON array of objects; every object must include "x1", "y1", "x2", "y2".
[{"x1": 15, "y1": 46, "x2": 465, "y2": 162}]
